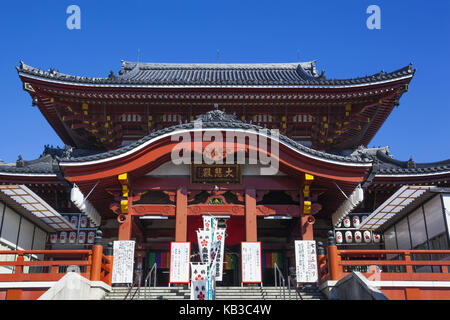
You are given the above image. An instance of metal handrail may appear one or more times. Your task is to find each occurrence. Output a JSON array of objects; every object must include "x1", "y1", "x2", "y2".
[
  {"x1": 144, "y1": 263, "x2": 157, "y2": 300},
  {"x1": 287, "y1": 275, "x2": 303, "y2": 300},
  {"x1": 124, "y1": 271, "x2": 142, "y2": 300},
  {"x1": 273, "y1": 263, "x2": 286, "y2": 300}
]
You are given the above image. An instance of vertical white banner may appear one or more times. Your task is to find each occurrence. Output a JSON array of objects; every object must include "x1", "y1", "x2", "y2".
[
  {"x1": 191, "y1": 263, "x2": 208, "y2": 282},
  {"x1": 112, "y1": 240, "x2": 136, "y2": 284},
  {"x1": 190, "y1": 263, "x2": 208, "y2": 300},
  {"x1": 169, "y1": 242, "x2": 191, "y2": 283},
  {"x1": 202, "y1": 216, "x2": 214, "y2": 232},
  {"x1": 241, "y1": 242, "x2": 262, "y2": 283},
  {"x1": 191, "y1": 279, "x2": 208, "y2": 300},
  {"x1": 294, "y1": 240, "x2": 318, "y2": 283},
  {"x1": 214, "y1": 229, "x2": 226, "y2": 281},
  {"x1": 197, "y1": 229, "x2": 211, "y2": 264}
]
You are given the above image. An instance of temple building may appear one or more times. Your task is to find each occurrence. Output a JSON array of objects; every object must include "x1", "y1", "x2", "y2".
[{"x1": 0, "y1": 59, "x2": 449, "y2": 300}]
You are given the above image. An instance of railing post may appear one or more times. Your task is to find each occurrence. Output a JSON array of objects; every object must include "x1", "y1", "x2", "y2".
[
  {"x1": 274, "y1": 266, "x2": 277, "y2": 288},
  {"x1": 327, "y1": 230, "x2": 341, "y2": 281},
  {"x1": 104, "y1": 242, "x2": 114, "y2": 286},
  {"x1": 404, "y1": 251, "x2": 413, "y2": 274},
  {"x1": 316, "y1": 241, "x2": 326, "y2": 281},
  {"x1": 14, "y1": 252, "x2": 24, "y2": 282},
  {"x1": 90, "y1": 230, "x2": 103, "y2": 282}
]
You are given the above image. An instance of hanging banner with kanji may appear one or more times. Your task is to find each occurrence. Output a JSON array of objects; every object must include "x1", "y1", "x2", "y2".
[
  {"x1": 214, "y1": 229, "x2": 226, "y2": 281},
  {"x1": 112, "y1": 240, "x2": 135, "y2": 284},
  {"x1": 189, "y1": 262, "x2": 209, "y2": 300},
  {"x1": 191, "y1": 279, "x2": 208, "y2": 300},
  {"x1": 241, "y1": 242, "x2": 262, "y2": 283},
  {"x1": 197, "y1": 229, "x2": 211, "y2": 264},
  {"x1": 294, "y1": 240, "x2": 318, "y2": 283},
  {"x1": 191, "y1": 263, "x2": 208, "y2": 282},
  {"x1": 169, "y1": 242, "x2": 191, "y2": 283},
  {"x1": 203, "y1": 215, "x2": 218, "y2": 235}
]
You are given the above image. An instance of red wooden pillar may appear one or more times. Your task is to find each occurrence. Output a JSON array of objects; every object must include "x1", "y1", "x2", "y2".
[
  {"x1": 326, "y1": 231, "x2": 342, "y2": 282},
  {"x1": 118, "y1": 214, "x2": 133, "y2": 240},
  {"x1": 300, "y1": 174, "x2": 315, "y2": 240},
  {"x1": 175, "y1": 186, "x2": 188, "y2": 242},
  {"x1": 300, "y1": 215, "x2": 314, "y2": 240},
  {"x1": 104, "y1": 242, "x2": 114, "y2": 286},
  {"x1": 90, "y1": 243, "x2": 103, "y2": 282},
  {"x1": 117, "y1": 173, "x2": 132, "y2": 240},
  {"x1": 245, "y1": 188, "x2": 257, "y2": 242}
]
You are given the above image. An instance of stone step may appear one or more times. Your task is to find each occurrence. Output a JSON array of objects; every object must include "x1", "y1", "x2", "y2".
[{"x1": 104, "y1": 286, "x2": 326, "y2": 300}]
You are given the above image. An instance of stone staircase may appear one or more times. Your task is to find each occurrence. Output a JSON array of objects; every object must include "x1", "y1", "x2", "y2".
[{"x1": 104, "y1": 285, "x2": 326, "y2": 300}]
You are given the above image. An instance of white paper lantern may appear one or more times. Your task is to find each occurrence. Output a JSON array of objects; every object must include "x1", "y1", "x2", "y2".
[
  {"x1": 335, "y1": 231, "x2": 343, "y2": 244},
  {"x1": 361, "y1": 215, "x2": 368, "y2": 222},
  {"x1": 80, "y1": 216, "x2": 88, "y2": 228},
  {"x1": 87, "y1": 231, "x2": 95, "y2": 244},
  {"x1": 373, "y1": 234, "x2": 381, "y2": 243},
  {"x1": 78, "y1": 232, "x2": 86, "y2": 244},
  {"x1": 69, "y1": 232, "x2": 77, "y2": 244},
  {"x1": 363, "y1": 231, "x2": 372, "y2": 243},
  {"x1": 345, "y1": 231, "x2": 353, "y2": 243},
  {"x1": 59, "y1": 232, "x2": 67, "y2": 244},
  {"x1": 354, "y1": 231, "x2": 362, "y2": 243},
  {"x1": 70, "y1": 215, "x2": 78, "y2": 227},
  {"x1": 343, "y1": 216, "x2": 351, "y2": 228},
  {"x1": 352, "y1": 216, "x2": 360, "y2": 228},
  {"x1": 50, "y1": 234, "x2": 57, "y2": 244}
]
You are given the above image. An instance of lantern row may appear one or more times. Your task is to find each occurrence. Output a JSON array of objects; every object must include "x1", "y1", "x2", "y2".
[
  {"x1": 49, "y1": 231, "x2": 96, "y2": 244},
  {"x1": 334, "y1": 230, "x2": 382, "y2": 244}
]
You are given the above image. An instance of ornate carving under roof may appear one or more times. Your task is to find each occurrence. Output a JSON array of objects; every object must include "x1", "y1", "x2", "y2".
[{"x1": 195, "y1": 105, "x2": 237, "y2": 123}]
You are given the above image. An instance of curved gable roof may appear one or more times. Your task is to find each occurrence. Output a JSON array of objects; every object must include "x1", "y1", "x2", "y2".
[{"x1": 17, "y1": 60, "x2": 415, "y2": 88}]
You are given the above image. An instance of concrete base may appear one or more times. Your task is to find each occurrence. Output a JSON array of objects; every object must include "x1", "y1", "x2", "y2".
[{"x1": 38, "y1": 273, "x2": 111, "y2": 300}]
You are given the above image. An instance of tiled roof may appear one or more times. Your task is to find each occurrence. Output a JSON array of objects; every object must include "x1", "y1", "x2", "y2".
[
  {"x1": 351, "y1": 147, "x2": 450, "y2": 176},
  {"x1": 17, "y1": 60, "x2": 415, "y2": 87},
  {"x1": 3, "y1": 112, "x2": 447, "y2": 177},
  {"x1": 0, "y1": 155, "x2": 58, "y2": 174},
  {"x1": 59, "y1": 109, "x2": 373, "y2": 164},
  {"x1": 375, "y1": 150, "x2": 450, "y2": 175}
]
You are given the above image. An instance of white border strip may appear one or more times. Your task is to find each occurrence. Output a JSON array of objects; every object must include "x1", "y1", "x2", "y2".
[
  {"x1": 60, "y1": 128, "x2": 373, "y2": 168},
  {"x1": 319, "y1": 280, "x2": 450, "y2": 289},
  {"x1": 19, "y1": 73, "x2": 413, "y2": 89},
  {"x1": 0, "y1": 172, "x2": 57, "y2": 177},
  {"x1": 376, "y1": 171, "x2": 450, "y2": 178}
]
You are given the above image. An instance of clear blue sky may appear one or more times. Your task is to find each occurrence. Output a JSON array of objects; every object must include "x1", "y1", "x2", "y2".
[{"x1": 0, "y1": 0, "x2": 449, "y2": 163}]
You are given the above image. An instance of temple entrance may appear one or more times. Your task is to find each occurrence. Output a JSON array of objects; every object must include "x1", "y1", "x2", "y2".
[
  {"x1": 187, "y1": 215, "x2": 244, "y2": 287},
  {"x1": 220, "y1": 249, "x2": 240, "y2": 286}
]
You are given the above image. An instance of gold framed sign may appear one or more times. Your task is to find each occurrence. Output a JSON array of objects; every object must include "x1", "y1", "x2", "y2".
[{"x1": 190, "y1": 164, "x2": 242, "y2": 185}]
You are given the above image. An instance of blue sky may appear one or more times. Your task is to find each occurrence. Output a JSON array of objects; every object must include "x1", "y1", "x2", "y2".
[{"x1": 0, "y1": 0, "x2": 449, "y2": 163}]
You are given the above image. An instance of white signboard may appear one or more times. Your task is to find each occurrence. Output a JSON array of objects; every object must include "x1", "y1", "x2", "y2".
[
  {"x1": 169, "y1": 242, "x2": 191, "y2": 283},
  {"x1": 112, "y1": 240, "x2": 135, "y2": 284},
  {"x1": 241, "y1": 242, "x2": 262, "y2": 283},
  {"x1": 294, "y1": 240, "x2": 318, "y2": 283}
]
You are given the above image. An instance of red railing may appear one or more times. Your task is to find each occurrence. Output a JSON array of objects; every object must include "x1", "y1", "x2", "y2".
[
  {"x1": 0, "y1": 246, "x2": 113, "y2": 285},
  {"x1": 319, "y1": 247, "x2": 450, "y2": 284},
  {"x1": 100, "y1": 254, "x2": 113, "y2": 285}
]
